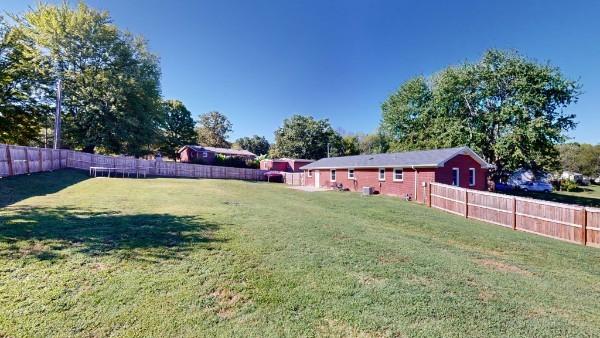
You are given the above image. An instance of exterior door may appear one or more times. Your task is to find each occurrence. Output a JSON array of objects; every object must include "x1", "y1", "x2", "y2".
[{"x1": 314, "y1": 170, "x2": 320, "y2": 188}]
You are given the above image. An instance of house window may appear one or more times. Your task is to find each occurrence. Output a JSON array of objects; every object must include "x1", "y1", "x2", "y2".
[
  {"x1": 307, "y1": 170, "x2": 312, "y2": 177},
  {"x1": 379, "y1": 168, "x2": 385, "y2": 181},
  {"x1": 330, "y1": 169, "x2": 336, "y2": 182},
  {"x1": 348, "y1": 168, "x2": 355, "y2": 179},
  {"x1": 202, "y1": 151, "x2": 208, "y2": 158},
  {"x1": 469, "y1": 168, "x2": 476, "y2": 186},
  {"x1": 452, "y1": 168, "x2": 460, "y2": 186},
  {"x1": 393, "y1": 168, "x2": 403, "y2": 181}
]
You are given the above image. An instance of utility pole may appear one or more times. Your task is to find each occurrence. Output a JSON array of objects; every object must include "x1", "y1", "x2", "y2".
[
  {"x1": 53, "y1": 78, "x2": 62, "y2": 150},
  {"x1": 327, "y1": 143, "x2": 330, "y2": 158}
]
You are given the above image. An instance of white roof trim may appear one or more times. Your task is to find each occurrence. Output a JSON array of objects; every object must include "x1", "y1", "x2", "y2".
[{"x1": 437, "y1": 147, "x2": 491, "y2": 169}]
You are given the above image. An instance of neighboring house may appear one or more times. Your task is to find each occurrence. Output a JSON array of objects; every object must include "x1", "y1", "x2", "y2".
[
  {"x1": 561, "y1": 171, "x2": 584, "y2": 183},
  {"x1": 300, "y1": 146, "x2": 490, "y2": 203},
  {"x1": 260, "y1": 158, "x2": 314, "y2": 172},
  {"x1": 178, "y1": 145, "x2": 256, "y2": 164}
]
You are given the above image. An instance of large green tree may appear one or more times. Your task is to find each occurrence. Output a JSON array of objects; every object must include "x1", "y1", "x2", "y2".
[
  {"x1": 557, "y1": 143, "x2": 600, "y2": 177},
  {"x1": 381, "y1": 49, "x2": 580, "y2": 179},
  {"x1": 13, "y1": 2, "x2": 162, "y2": 155},
  {"x1": 233, "y1": 135, "x2": 270, "y2": 155},
  {"x1": 0, "y1": 17, "x2": 51, "y2": 146},
  {"x1": 358, "y1": 131, "x2": 390, "y2": 155},
  {"x1": 270, "y1": 115, "x2": 342, "y2": 160},
  {"x1": 158, "y1": 100, "x2": 196, "y2": 160},
  {"x1": 196, "y1": 111, "x2": 232, "y2": 148}
]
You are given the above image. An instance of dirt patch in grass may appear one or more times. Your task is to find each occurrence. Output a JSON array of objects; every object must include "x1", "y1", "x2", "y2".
[
  {"x1": 89, "y1": 262, "x2": 111, "y2": 272},
  {"x1": 352, "y1": 272, "x2": 387, "y2": 287},
  {"x1": 478, "y1": 289, "x2": 496, "y2": 302},
  {"x1": 377, "y1": 254, "x2": 411, "y2": 265},
  {"x1": 317, "y1": 319, "x2": 389, "y2": 337},
  {"x1": 210, "y1": 287, "x2": 247, "y2": 319},
  {"x1": 477, "y1": 259, "x2": 531, "y2": 276}
]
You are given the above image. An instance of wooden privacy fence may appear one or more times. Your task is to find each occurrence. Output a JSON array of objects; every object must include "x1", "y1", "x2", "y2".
[
  {"x1": 428, "y1": 182, "x2": 600, "y2": 247},
  {"x1": 283, "y1": 172, "x2": 304, "y2": 186},
  {"x1": 0, "y1": 144, "x2": 67, "y2": 176},
  {"x1": 0, "y1": 144, "x2": 267, "y2": 181}
]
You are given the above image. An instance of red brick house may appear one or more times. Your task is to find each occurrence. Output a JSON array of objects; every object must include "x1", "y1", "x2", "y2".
[
  {"x1": 178, "y1": 145, "x2": 256, "y2": 164},
  {"x1": 300, "y1": 147, "x2": 490, "y2": 202},
  {"x1": 260, "y1": 158, "x2": 314, "y2": 172}
]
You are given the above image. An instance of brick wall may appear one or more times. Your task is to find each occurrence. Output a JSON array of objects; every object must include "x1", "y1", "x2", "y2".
[
  {"x1": 435, "y1": 155, "x2": 487, "y2": 190},
  {"x1": 304, "y1": 167, "x2": 437, "y2": 202}
]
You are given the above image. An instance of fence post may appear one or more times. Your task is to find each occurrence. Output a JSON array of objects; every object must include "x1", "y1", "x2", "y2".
[
  {"x1": 24, "y1": 147, "x2": 30, "y2": 174},
  {"x1": 582, "y1": 207, "x2": 588, "y2": 246},
  {"x1": 5, "y1": 145, "x2": 13, "y2": 176},
  {"x1": 512, "y1": 197, "x2": 517, "y2": 230},
  {"x1": 38, "y1": 148, "x2": 43, "y2": 172},
  {"x1": 464, "y1": 189, "x2": 469, "y2": 218},
  {"x1": 58, "y1": 150, "x2": 62, "y2": 169},
  {"x1": 49, "y1": 148, "x2": 54, "y2": 170}
]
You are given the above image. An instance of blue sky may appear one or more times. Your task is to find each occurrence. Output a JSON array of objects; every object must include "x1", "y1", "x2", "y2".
[{"x1": 2, "y1": 0, "x2": 599, "y2": 143}]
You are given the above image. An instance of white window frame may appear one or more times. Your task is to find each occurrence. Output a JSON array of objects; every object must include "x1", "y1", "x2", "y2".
[
  {"x1": 330, "y1": 169, "x2": 336, "y2": 182},
  {"x1": 307, "y1": 170, "x2": 312, "y2": 177},
  {"x1": 469, "y1": 168, "x2": 476, "y2": 186},
  {"x1": 378, "y1": 168, "x2": 386, "y2": 181},
  {"x1": 347, "y1": 168, "x2": 355, "y2": 180},
  {"x1": 452, "y1": 168, "x2": 460, "y2": 186},
  {"x1": 393, "y1": 168, "x2": 403, "y2": 182},
  {"x1": 202, "y1": 151, "x2": 208, "y2": 158}
]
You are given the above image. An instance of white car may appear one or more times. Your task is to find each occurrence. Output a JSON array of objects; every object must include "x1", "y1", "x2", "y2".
[{"x1": 518, "y1": 181, "x2": 553, "y2": 193}]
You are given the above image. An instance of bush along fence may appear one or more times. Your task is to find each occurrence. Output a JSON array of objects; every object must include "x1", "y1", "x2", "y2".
[
  {"x1": 0, "y1": 144, "x2": 267, "y2": 181},
  {"x1": 427, "y1": 182, "x2": 600, "y2": 247}
]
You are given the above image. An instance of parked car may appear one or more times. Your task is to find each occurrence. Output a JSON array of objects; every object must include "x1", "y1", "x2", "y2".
[
  {"x1": 518, "y1": 181, "x2": 553, "y2": 193},
  {"x1": 494, "y1": 182, "x2": 514, "y2": 192}
]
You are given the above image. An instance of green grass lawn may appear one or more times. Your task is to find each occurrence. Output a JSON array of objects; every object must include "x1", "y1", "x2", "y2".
[
  {"x1": 507, "y1": 184, "x2": 600, "y2": 207},
  {"x1": 2, "y1": 170, "x2": 600, "y2": 337}
]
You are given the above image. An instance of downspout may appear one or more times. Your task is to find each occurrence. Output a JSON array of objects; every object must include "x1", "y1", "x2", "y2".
[{"x1": 412, "y1": 165, "x2": 418, "y2": 202}]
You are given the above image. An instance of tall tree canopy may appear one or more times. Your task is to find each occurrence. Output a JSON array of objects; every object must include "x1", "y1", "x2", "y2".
[
  {"x1": 12, "y1": 2, "x2": 162, "y2": 155},
  {"x1": 0, "y1": 16, "x2": 51, "y2": 145},
  {"x1": 270, "y1": 115, "x2": 342, "y2": 160},
  {"x1": 340, "y1": 135, "x2": 360, "y2": 156},
  {"x1": 557, "y1": 143, "x2": 600, "y2": 177},
  {"x1": 233, "y1": 135, "x2": 270, "y2": 155},
  {"x1": 158, "y1": 100, "x2": 196, "y2": 160},
  {"x1": 358, "y1": 131, "x2": 390, "y2": 155},
  {"x1": 196, "y1": 111, "x2": 232, "y2": 148},
  {"x1": 381, "y1": 49, "x2": 580, "y2": 179}
]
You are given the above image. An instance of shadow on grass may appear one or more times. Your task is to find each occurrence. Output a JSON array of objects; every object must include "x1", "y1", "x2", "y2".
[
  {"x1": 0, "y1": 169, "x2": 90, "y2": 208},
  {"x1": 0, "y1": 206, "x2": 224, "y2": 262}
]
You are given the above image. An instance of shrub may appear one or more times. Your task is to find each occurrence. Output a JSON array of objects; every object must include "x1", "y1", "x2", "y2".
[{"x1": 560, "y1": 179, "x2": 580, "y2": 192}]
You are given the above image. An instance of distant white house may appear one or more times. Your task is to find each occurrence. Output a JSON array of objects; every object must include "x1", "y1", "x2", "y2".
[{"x1": 561, "y1": 171, "x2": 583, "y2": 183}]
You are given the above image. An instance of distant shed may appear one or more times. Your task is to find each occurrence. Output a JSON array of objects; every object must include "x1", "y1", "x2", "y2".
[{"x1": 260, "y1": 158, "x2": 314, "y2": 173}]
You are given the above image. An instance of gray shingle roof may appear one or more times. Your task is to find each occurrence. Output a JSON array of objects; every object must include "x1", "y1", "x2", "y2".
[
  {"x1": 180, "y1": 145, "x2": 256, "y2": 157},
  {"x1": 300, "y1": 147, "x2": 489, "y2": 170}
]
